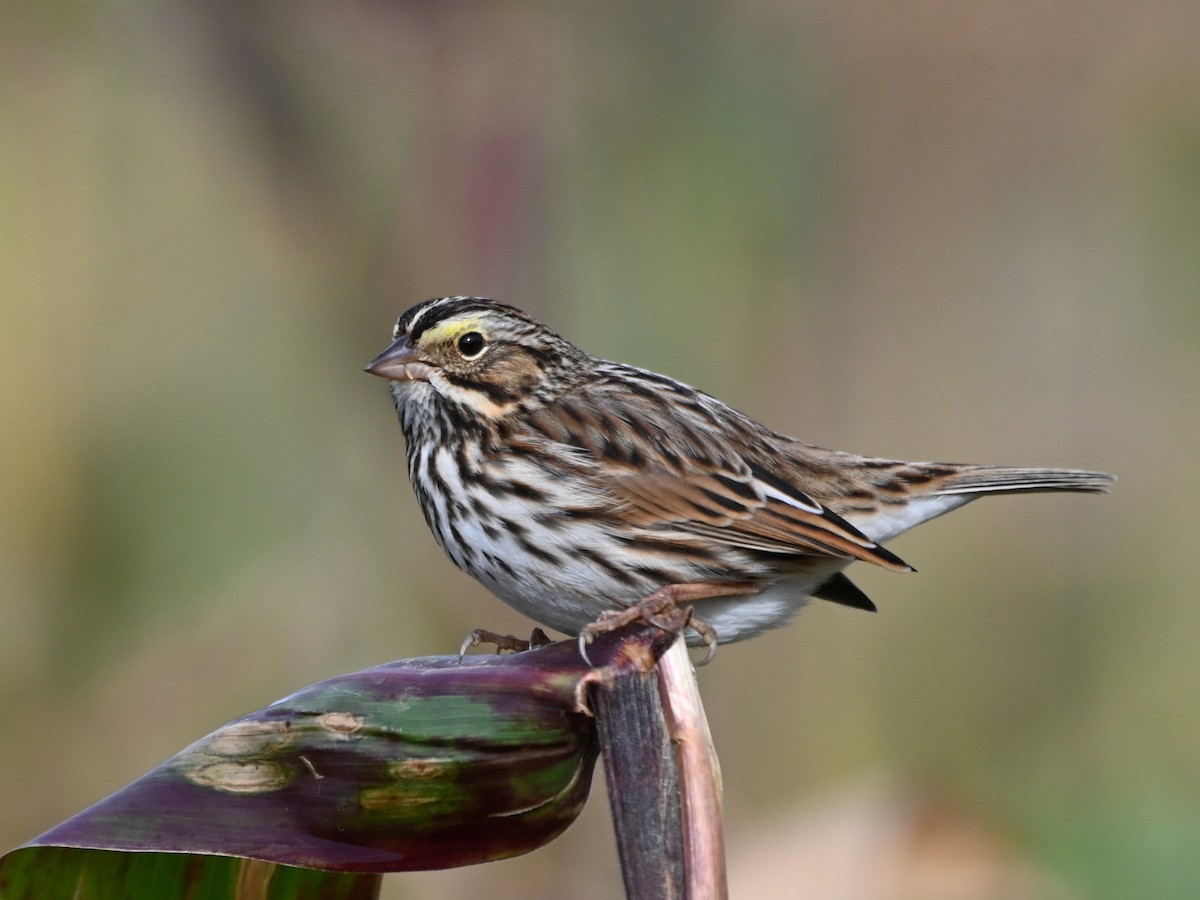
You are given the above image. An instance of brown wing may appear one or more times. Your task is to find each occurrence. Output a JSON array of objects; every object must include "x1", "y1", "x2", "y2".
[
  {"x1": 609, "y1": 458, "x2": 912, "y2": 572},
  {"x1": 525, "y1": 379, "x2": 912, "y2": 573}
]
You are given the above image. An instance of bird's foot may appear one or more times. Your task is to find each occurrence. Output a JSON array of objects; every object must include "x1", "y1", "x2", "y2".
[
  {"x1": 459, "y1": 627, "x2": 551, "y2": 660},
  {"x1": 577, "y1": 581, "x2": 755, "y2": 667}
]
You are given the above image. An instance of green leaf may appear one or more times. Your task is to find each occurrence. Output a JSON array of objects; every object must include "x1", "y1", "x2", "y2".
[
  {"x1": 0, "y1": 849, "x2": 380, "y2": 900},
  {"x1": 5, "y1": 639, "x2": 644, "y2": 874}
]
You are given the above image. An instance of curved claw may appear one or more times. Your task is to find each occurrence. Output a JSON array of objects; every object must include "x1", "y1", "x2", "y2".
[
  {"x1": 574, "y1": 588, "x2": 727, "y2": 669},
  {"x1": 577, "y1": 632, "x2": 594, "y2": 667},
  {"x1": 695, "y1": 633, "x2": 718, "y2": 666},
  {"x1": 685, "y1": 613, "x2": 719, "y2": 666},
  {"x1": 458, "y1": 632, "x2": 481, "y2": 661},
  {"x1": 459, "y1": 628, "x2": 546, "y2": 662}
]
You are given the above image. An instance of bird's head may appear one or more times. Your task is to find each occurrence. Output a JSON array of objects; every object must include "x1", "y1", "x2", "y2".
[{"x1": 366, "y1": 297, "x2": 585, "y2": 422}]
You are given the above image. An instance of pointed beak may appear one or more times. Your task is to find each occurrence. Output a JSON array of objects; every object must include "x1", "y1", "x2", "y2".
[{"x1": 364, "y1": 335, "x2": 435, "y2": 382}]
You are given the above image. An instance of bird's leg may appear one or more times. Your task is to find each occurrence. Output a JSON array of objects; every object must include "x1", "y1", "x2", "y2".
[
  {"x1": 459, "y1": 627, "x2": 551, "y2": 660},
  {"x1": 578, "y1": 582, "x2": 758, "y2": 666}
]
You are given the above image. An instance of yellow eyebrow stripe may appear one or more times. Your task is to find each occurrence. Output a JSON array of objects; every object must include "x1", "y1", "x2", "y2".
[{"x1": 420, "y1": 317, "x2": 486, "y2": 345}]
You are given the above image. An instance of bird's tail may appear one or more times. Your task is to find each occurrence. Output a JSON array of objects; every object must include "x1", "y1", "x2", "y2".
[{"x1": 934, "y1": 466, "x2": 1115, "y2": 496}]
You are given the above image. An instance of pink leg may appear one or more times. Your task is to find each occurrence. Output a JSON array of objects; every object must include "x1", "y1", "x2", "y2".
[
  {"x1": 578, "y1": 582, "x2": 759, "y2": 665},
  {"x1": 459, "y1": 627, "x2": 552, "y2": 659}
]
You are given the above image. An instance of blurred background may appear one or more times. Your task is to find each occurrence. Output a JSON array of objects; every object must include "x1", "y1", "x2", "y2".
[{"x1": 2, "y1": 2, "x2": 1197, "y2": 897}]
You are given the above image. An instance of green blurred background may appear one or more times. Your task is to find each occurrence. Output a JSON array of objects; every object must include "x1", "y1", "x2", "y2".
[{"x1": 2, "y1": 2, "x2": 1197, "y2": 897}]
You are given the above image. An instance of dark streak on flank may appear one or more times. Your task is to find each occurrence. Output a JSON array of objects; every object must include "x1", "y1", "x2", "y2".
[
  {"x1": 633, "y1": 564, "x2": 675, "y2": 586},
  {"x1": 513, "y1": 532, "x2": 558, "y2": 565},
  {"x1": 505, "y1": 479, "x2": 549, "y2": 502},
  {"x1": 483, "y1": 552, "x2": 517, "y2": 580},
  {"x1": 617, "y1": 534, "x2": 715, "y2": 561},
  {"x1": 576, "y1": 547, "x2": 636, "y2": 586}
]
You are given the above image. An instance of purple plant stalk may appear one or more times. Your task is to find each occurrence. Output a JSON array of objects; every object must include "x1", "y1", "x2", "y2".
[{"x1": 590, "y1": 608, "x2": 727, "y2": 900}]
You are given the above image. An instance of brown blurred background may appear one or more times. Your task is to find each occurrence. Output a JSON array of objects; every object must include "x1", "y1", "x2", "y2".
[{"x1": 2, "y1": 2, "x2": 1197, "y2": 898}]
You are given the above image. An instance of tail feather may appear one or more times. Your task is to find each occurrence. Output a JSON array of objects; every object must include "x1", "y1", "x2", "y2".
[
  {"x1": 842, "y1": 464, "x2": 1113, "y2": 544},
  {"x1": 936, "y1": 467, "x2": 1115, "y2": 496}
]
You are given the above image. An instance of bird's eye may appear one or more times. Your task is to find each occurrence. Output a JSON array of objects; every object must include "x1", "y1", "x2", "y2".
[{"x1": 457, "y1": 331, "x2": 486, "y2": 358}]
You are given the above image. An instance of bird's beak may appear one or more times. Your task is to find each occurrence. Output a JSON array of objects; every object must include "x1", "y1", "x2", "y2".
[{"x1": 364, "y1": 335, "x2": 435, "y2": 382}]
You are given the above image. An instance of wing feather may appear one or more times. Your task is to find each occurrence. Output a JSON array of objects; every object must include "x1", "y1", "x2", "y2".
[
  {"x1": 528, "y1": 370, "x2": 914, "y2": 572},
  {"x1": 605, "y1": 456, "x2": 912, "y2": 572}
]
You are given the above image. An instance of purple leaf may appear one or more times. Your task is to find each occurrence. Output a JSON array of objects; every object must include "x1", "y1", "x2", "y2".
[{"x1": 14, "y1": 629, "x2": 672, "y2": 874}]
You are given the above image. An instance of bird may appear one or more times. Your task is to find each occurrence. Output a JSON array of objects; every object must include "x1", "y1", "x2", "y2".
[{"x1": 366, "y1": 296, "x2": 1113, "y2": 657}]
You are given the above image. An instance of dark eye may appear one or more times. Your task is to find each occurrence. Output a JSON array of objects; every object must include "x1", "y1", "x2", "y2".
[{"x1": 457, "y1": 331, "x2": 486, "y2": 358}]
